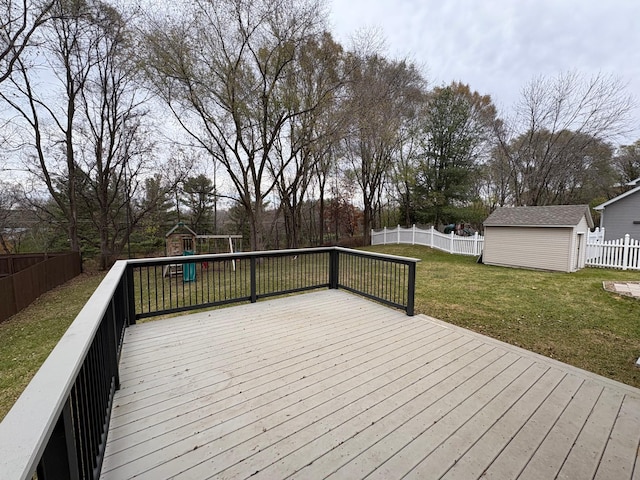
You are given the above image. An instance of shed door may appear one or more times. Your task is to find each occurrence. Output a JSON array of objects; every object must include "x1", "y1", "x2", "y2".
[{"x1": 575, "y1": 233, "x2": 585, "y2": 270}]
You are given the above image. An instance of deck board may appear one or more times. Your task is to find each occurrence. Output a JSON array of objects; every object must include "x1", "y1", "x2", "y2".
[{"x1": 101, "y1": 290, "x2": 640, "y2": 479}]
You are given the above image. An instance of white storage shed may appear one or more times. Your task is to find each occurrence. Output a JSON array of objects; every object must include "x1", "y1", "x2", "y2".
[{"x1": 482, "y1": 205, "x2": 594, "y2": 273}]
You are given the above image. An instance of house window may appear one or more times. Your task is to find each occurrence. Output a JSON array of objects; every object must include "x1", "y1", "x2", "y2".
[{"x1": 183, "y1": 237, "x2": 193, "y2": 251}]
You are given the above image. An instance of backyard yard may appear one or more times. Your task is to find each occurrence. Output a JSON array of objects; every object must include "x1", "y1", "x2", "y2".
[
  {"x1": 365, "y1": 244, "x2": 640, "y2": 389},
  {"x1": 1, "y1": 245, "x2": 639, "y2": 421}
]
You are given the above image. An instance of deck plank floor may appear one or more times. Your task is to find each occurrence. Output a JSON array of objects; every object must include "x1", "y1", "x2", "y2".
[{"x1": 101, "y1": 290, "x2": 640, "y2": 480}]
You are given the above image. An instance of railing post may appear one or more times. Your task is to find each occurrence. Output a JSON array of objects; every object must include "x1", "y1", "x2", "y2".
[
  {"x1": 108, "y1": 298, "x2": 120, "y2": 391},
  {"x1": 250, "y1": 256, "x2": 257, "y2": 302},
  {"x1": 126, "y1": 265, "x2": 136, "y2": 325},
  {"x1": 407, "y1": 261, "x2": 416, "y2": 316},
  {"x1": 37, "y1": 399, "x2": 79, "y2": 480},
  {"x1": 329, "y1": 249, "x2": 339, "y2": 289}
]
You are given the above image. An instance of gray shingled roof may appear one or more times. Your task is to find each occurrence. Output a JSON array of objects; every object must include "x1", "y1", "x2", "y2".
[{"x1": 484, "y1": 205, "x2": 594, "y2": 228}]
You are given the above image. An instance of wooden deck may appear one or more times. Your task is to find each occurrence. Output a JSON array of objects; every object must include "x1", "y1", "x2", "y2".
[{"x1": 101, "y1": 290, "x2": 640, "y2": 479}]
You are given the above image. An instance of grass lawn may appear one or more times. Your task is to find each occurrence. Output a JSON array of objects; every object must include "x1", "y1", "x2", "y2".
[
  {"x1": 363, "y1": 244, "x2": 640, "y2": 389},
  {"x1": 0, "y1": 272, "x2": 106, "y2": 421},
  {"x1": 1, "y1": 245, "x2": 639, "y2": 421}
]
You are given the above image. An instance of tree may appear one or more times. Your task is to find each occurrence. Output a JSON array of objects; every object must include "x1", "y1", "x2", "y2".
[
  {"x1": 390, "y1": 114, "x2": 423, "y2": 226},
  {"x1": 75, "y1": 2, "x2": 155, "y2": 268},
  {"x1": 182, "y1": 174, "x2": 215, "y2": 234},
  {"x1": 2, "y1": 0, "x2": 101, "y2": 253},
  {"x1": 0, "y1": 0, "x2": 54, "y2": 84},
  {"x1": 0, "y1": 181, "x2": 22, "y2": 252},
  {"x1": 2, "y1": 0, "x2": 156, "y2": 267},
  {"x1": 132, "y1": 174, "x2": 174, "y2": 254},
  {"x1": 495, "y1": 71, "x2": 633, "y2": 206},
  {"x1": 343, "y1": 53, "x2": 424, "y2": 244},
  {"x1": 413, "y1": 82, "x2": 497, "y2": 226},
  {"x1": 269, "y1": 32, "x2": 345, "y2": 248},
  {"x1": 140, "y1": 0, "x2": 326, "y2": 251},
  {"x1": 500, "y1": 129, "x2": 615, "y2": 206},
  {"x1": 613, "y1": 140, "x2": 640, "y2": 187}
]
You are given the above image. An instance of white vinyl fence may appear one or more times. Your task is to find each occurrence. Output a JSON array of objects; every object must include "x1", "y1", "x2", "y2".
[
  {"x1": 586, "y1": 232, "x2": 640, "y2": 271},
  {"x1": 371, "y1": 225, "x2": 484, "y2": 256},
  {"x1": 373, "y1": 225, "x2": 640, "y2": 271}
]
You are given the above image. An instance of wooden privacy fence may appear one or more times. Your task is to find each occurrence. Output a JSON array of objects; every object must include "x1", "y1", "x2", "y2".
[
  {"x1": 0, "y1": 252, "x2": 82, "y2": 323},
  {"x1": 371, "y1": 225, "x2": 484, "y2": 256},
  {"x1": 586, "y1": 234, "x2": 640, "y2": 271}
]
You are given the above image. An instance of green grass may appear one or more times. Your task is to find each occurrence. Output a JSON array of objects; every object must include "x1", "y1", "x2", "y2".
[
  {"x1": 363, "y1": 244, "x2": 640, "y2": 389},
  {"x1": 1, "y1": 245, "x2": 640, "y2": 421},
  {"x1": 0, "y1": 272, "x2": 106, "y2": 421}
]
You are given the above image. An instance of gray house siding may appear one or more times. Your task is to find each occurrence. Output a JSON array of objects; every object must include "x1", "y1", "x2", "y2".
[{"x1": 599, "y1": 191, "x2": 640, "y2": 241}]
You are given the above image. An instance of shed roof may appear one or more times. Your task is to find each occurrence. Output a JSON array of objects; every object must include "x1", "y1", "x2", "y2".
[{"x1": 484, "y1": 205, "x2": 594, "y2": 228}]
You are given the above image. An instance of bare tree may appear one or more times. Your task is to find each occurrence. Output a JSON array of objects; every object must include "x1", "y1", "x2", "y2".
[
  {"x1": 73, "y1": 2, "x2": 155, "y2": 269},
  {"x1": 2, "y1": 0, "x2": 157, "y2": 266},
  {"x1": 1, "y1": 0, "x2": 101, "y2": 252},
  {"x1": 0, "y1": 0, "x2": 54, "y2": 84},
  {"x1": 140, "y1": 0, "x2": 326, "y2": 251},
  {"x1": 495, "y1": 71, "x2": 634, "y2": 206},
  {"x1": 268, "y1": 32, "x2": 346, "y2": 248},
  {"x1": 343, "y1": 53, "x2": 424, "y2": 244}
]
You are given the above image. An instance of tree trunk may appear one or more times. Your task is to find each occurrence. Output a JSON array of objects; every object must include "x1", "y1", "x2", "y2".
[{"x1": 362, "y1": 202, "x2": 372, "y2": 245}]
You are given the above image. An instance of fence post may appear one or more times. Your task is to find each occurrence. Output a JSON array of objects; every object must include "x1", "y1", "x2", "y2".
[
  {"x1": 126, "y1": 265, "x2": 136, "y2": 325},
  {"x1": 397, "y1": 225, "x2": 400, "y2": 244},
  {"x1": 329, "y1": 249, "x2": 339, "y2": 289},
  {"x1": 450, "y1": 231, "x2": 455, "y2": 254},
  {"x1": 623, "y1": 234, "x2": 630, "y2": 271},
  {"x1": 407, "y1": 261, "x2": 416, "y2": 316},
  {"x1": 383, "y1": 227, "x2": 387, "y2": 245},
  {"x1": 430, "y1": 226, "x2": 434, "y2": 248},
  {"x1": 412, "y1": 224, "x2": 416, "y2": 245},
  {"x1": 473, "y1": 232, "x2": 479, "y2": 255}
]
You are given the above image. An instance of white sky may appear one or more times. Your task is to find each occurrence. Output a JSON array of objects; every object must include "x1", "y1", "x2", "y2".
[{"x1": 329, "y1": 0, "x2": 640, "y2": 144}]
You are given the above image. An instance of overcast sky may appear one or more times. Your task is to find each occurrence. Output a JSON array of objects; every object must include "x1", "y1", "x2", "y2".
[{"x1": 329, "y1": 0, "x2": 640, "y2": 144}]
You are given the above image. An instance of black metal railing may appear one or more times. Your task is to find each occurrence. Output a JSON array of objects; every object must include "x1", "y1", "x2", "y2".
[
  {"x1": 0, "y1": 263, "x2": 131, "y2": 480},
  {"x1": 336, "y1": 248, "x2": 417, "y2": 315},
  {"x1": 0, "y1": 247, "x2": 418, "y2": 480},
  {"x1": 126, "y1": 247, "x2": 418, "y2": 322}
]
